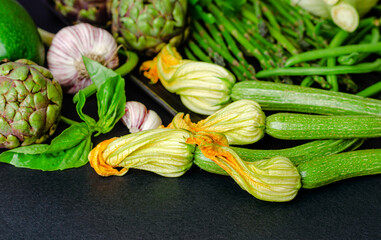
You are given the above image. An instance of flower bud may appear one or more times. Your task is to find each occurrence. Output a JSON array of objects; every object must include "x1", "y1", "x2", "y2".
[
  {"x1": 167, "y1": 100, "x2": 266, "y2": 145},
  {"x1": 89, "y1": 128, "x2": 195, "y2": 177},
  {"x1": 140, "y1": 44, "x2": 236, "y2": 115},
  {"x1": 193, "y1": 100, "x2": 266, "y2": 145}
]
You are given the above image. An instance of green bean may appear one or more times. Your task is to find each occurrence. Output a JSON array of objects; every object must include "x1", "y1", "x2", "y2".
[
  {"x1": 300, "y1": 77, "x2": 314, "y2": 87},
  {"x1": 285, "y1": 43, "x2": 381, "y2": 67},
  {"x1": 256, "y1": 58, "x2": 381, "y2": 78},
  {"x1": 337, "y1": 53, "x2": 360, "y2": 65},
  {"x1": 356, "y1": 81, "x2": 381, "y2": 98},
  {"x1": 326, "y1": 30, "x2": 350, "y2": 91}
]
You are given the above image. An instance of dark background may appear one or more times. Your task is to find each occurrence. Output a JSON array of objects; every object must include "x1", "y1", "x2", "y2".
[{"x1": 0, "y1": 1, "x2": 380, "y2": 239}]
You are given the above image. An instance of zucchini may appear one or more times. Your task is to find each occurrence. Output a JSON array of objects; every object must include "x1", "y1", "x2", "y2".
[
  {"x1": 298, "y1": 149, "x2": 381, "y2": 189},
  {"x1": 231, "y1": 81, "x2": 381, "y2": 116},
  {"x1": 265, "y1": 113, "x2": 381, "y2": 140},
  {"x1": 193, "y1": 138, "x2": 364, "y2": 175}
]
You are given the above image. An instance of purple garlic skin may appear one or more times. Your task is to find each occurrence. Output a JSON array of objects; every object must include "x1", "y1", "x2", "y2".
[
  {"x1": 47, "y1": 23, "x2": 119, "y2": 94},
  {"x1": 121, "y1": 101, "x2": 162, "y2": 133}
]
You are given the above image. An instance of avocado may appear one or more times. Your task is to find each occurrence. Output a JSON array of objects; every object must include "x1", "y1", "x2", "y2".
[{"x1": 0, "y1": 0, "x2": 45, "y2": 65}]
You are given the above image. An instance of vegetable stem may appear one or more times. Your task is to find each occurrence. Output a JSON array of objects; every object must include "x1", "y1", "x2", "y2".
[
  {"x1": 114, "y1": 50, "x2": 139, "y2": 76},
  {"x1": 60, "y1": 116, "x2": 79, "y2": 125},
  {"x1": 38, "y1": 27, "x2": 55, "y2": 46}
]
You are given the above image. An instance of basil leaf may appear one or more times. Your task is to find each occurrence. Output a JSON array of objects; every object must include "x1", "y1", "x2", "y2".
[
  {"x1": 96, "y1": 73, "x2": 126, "y2": 134},
  {"x1": 75, "y1": 90, "x2": 97, "y2": 129},
  {"x1": 82, "y1": 56, "x2": 119, "y2": 89},
  {"x1": 83, "y1": 56, "x2": 126, "y2": 135},
  {"x1": 0, "y1": 123, "x2": 92, "y2": 171}
]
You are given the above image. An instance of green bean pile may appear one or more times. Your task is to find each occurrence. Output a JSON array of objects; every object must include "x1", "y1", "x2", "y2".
[{"x1": 185, "y1": 0, "x2": 381, "y2": 95}]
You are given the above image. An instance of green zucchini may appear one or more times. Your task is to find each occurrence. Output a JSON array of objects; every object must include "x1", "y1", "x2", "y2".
[
  {"x1": 298, "y1": 149, "x2": 381, "y2": 189},
  {"x1": 265, "y1": 113, "x2": 381, "y2": 140},
  {"x1": 193, "y1": 138, "x2": 364, "y2": 175},
  {"x1": 231, "y1": 81, "x2": 381, "y2": 116}
]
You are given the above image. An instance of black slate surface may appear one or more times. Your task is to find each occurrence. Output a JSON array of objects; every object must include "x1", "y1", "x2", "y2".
[{"x1": 1, "y1": 1, "x2": 380, "y2": 239}]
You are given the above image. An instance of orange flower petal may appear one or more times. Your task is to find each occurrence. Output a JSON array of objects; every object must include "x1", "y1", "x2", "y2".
[{"x1": 89, "y1": 138, "x2": 128, "y2": 177}]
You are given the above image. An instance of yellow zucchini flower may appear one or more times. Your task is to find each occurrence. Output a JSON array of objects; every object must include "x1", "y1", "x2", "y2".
[
  {"x1": 140, "y1": 44, "x2": 236, "y2": 115},
  {"x1": 187, "y1": 134, "x2": 301, "y2": 202},
  {"x1": 166, "y1": 100, "x2": 266, "y2": 145},
  {"x1": 89, "y1": 128, "x2": 195, "y2": 177}
]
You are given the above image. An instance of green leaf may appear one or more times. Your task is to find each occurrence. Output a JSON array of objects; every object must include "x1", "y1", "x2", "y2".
[
  {"x1": 0, "y1": 123, "x2": 92, "y2": 171},
  {"x1": 82, "y1": 56, "x2": 119, "y2": 89},
  {"x1": 75, "y1": 90, "x2": 97, "y2": 129},
  {"x1": 95, "y1": 74, "x2": 126, "y2": 134},
  {"x1": 83, "y1": 56, "x2": 126, "y2": 135}
]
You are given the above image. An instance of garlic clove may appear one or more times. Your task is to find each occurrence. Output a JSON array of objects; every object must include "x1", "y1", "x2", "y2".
[
  {"x1": 140, "y1": 110, "x2": 162, "y2": 131},
  {"x1": 121, "y1": 101, "x2": 162, "y2": 133},
  {"x1": 122, "y1": 101, "x2": 147, "y2": 133}
]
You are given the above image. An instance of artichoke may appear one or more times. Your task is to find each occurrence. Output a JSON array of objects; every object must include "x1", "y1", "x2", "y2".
[
  {"x1": 0, "y1": 59, "x2": 63, "y2": 149},
  {"x1": 54, "y1": 0, "x2": 112, "y2": 28},
  {"x1": 111, "y1": 0, "x2": 189, "y2": 56}
]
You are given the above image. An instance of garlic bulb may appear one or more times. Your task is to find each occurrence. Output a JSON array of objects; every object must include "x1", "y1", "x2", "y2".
[
  {"x1": 121, "y1": 101, "x2": 162, "y2": 133},
  {"x1": 47, "y1": 23, "x2": 119, "y2": 94}
]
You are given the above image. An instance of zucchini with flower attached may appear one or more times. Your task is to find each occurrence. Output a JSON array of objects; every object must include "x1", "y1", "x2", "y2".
[
  {"x1": 193, "y1": 138, "x2": 364, "y2": 175},
  {"x1": 193, "y1": 135, "x2": 380, "y2": 194},
  {"x1": 187, "y1": 133, "x2": 302, "y2": 202},
  {"x1": 265, "y1": 113, "x2": 381, "y2": 140}
]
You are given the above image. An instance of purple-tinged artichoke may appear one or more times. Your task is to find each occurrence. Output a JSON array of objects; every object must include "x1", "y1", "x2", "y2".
[
  {"x1": 54, "y1": 0, "x2": 112, "y2": 28},
  {"x1": 111, "y1": 0, "x2": 189, "y2": 56},
  {"x1": 0, "y1": 59, "x2": 63, "y2": 149}
]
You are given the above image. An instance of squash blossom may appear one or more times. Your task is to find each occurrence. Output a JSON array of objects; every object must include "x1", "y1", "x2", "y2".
[
  {"x1": 187, "y1": 134, "x2": 301, "y2": 202},
  {"x1": 140, "y1": 44, "x2": 236, "y2": 115},
  {"x1": 166, "y1": 100, "x2": 266, "y2": 145},
  {"x1": 89, "y1": 128, "x2": 195, "y2": 177}
]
